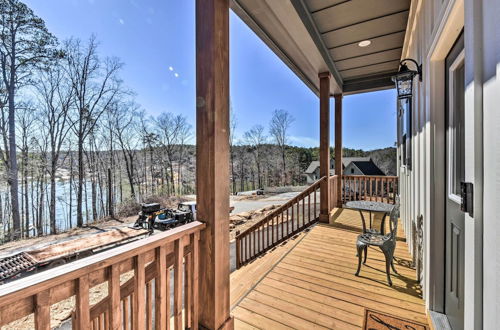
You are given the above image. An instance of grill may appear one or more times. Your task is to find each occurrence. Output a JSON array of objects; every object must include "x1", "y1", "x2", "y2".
[{"x1": 0, "y1": 252, "x2": 38, "y2": 282}]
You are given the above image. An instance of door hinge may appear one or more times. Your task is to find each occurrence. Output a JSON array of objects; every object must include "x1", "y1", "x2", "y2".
[{"x1": 460, "y1": 182, "x2": 473, "y2": 217}]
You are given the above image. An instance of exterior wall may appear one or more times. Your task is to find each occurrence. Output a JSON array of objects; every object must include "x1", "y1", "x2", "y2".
[
  {"x1": 305, "y1": 169, "x2": 319, "y2": 184},
  {"x1": 401, "y1": 0, "x2": 499, "y2": 328},
  {"x1": 344, "y1": 163, "x2": 363, "y2": 176},
  {"x1": 473, "y1": 0, "x2": 500, "y2": 328}
]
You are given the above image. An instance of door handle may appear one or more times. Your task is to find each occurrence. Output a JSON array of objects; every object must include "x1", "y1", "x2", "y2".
[{"x1": 460, "y1": 182, "x2": 473, "y2": 217}]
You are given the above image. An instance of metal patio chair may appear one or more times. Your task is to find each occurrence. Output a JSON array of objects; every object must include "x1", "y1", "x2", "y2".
[{"x1": 355, "y1": 203, "x2": 400, "y2": 286}]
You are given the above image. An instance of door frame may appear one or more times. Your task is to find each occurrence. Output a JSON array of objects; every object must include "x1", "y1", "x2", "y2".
[
  {"x1": 425, "y1": 0, "x2": 483, "y2": 328},
  {"x1": 424, "y1": 0, "x2": 464, "y2": 315}
]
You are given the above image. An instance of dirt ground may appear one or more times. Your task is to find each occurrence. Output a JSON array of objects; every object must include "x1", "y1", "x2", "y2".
[
  {"x1": 0, "y1": 215, "x2": 137, "y2": 256},
  {"x1": 228, "y1": 204, "x2": 279, "y2": 241}
]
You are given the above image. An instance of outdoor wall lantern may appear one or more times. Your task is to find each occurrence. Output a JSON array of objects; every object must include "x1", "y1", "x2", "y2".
[{"x1": 393, "y1": 59, "x2": 422, "y2": 98}]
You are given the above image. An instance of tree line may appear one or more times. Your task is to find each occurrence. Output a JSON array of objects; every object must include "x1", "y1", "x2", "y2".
[
  {"x1": 0, "y1": 0, "x2": 311, "y2": 242},
  {"x1": 0, "y1": 0, "x2": 395, "y2": 242}
]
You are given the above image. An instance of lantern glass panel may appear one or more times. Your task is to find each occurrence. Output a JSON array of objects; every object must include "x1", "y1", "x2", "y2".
[{"x1": 397, "y1": 73, "x2": 414, "y2": 98}]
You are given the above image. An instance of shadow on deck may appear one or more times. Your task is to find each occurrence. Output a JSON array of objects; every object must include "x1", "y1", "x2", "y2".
[{"x1": 230, "y1": 208, "x2": 428, "y2": 329}]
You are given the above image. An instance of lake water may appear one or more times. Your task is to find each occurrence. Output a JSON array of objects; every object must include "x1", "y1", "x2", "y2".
[{"x1": 0, "y1": 179, "x2": 124, "y2": 238}]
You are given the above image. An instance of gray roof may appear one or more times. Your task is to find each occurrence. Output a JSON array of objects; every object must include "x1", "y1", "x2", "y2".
[
  {"x1": 304, "y1": 161, "x2": 320, "y2": 174},
  {"x1": 306, "y1": 157, "x2": 384, "y2": 176},
  {"x1": 350, "y1": 161, "x2": 385, "y2": 176},
  {"x1": 341, "y1": 157, "x2": 371, "y2": 167}
]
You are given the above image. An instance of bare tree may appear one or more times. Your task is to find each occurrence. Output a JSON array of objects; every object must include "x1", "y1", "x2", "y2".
[
  {"x1": 16, "y1": 102, "x2": 36, "y2": 237},
  {"x1": 235, "y1": 140, "x2": 248, "y2": 192},
  {"x1": 35, "y1": 60, "x2": 74, "y2": 234},
  {"x1": 156, "y1": 112, "x2": 182, "y2": 195},
  {"x1": 110, "y1": 100, "x2": 140, "y2": 200},
  {"x1": 139, "y1": 114, "x2": 159, "y2": 195},
  {"x1": 176, "y1": 116, "x2": 191, "y2": 195},
  {"x1": 269, "y1": 109, "x2": 294, "y2": 185},
  {"x1": 65, "y1": 36, "x2": 122, "y2": 227},
  {"x1": 0, "y1": 0, "x2": 56, "y2": 238},
  {"x1": 244, "y1": 124, "x2": 266, "y2": 189}
]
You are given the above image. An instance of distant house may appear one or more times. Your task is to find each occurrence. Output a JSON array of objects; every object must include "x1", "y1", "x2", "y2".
[
  {"x1": 303, "y1": 157, "x2": 385, "y2": 183},
  {"x1": 342, "y1": 157, "x2": 386, "y2": 176},
  {"x1": 303, "y1": 160, "x2": 334, "y2": 184}
]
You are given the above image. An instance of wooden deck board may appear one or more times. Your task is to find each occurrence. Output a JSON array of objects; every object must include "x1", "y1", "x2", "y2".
[
  {"x1": 230, "y1": 231, "x2": 307, "y2": 308},
  {"x1": 231, "y1": 208, "x2": 428, "y2": 329}
]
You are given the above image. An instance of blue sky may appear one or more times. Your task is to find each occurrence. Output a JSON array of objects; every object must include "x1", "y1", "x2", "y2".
[{"x1": 25, "y1": 0, "x2": 396, "y2": 150}]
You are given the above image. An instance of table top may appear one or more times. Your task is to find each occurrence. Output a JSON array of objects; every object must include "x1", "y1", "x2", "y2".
[{"x1": 345, "y1": 201, "x2": 394, "y2": 213}]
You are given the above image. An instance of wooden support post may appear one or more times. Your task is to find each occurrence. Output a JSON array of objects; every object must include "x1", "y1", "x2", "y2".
[
  {"x1": 335, "y1": 94, "x2": 343, "y2": 207},
  {"x1": 196, "y1": 0, "x2": 233, "y2": 329},
  {"x1": 319, "y1": 72, "x2": 331, "y2": 223}
]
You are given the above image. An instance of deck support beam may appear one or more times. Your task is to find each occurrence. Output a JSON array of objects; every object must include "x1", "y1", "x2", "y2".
[
  {"x1": 196, "y1": 0, "x2": 233, "y2": 329},
  {"x1": 334, "y1": 94, "x2": 343, "y2": 207},
  {"x1": 319, "y1": 72, "x2": 331, "y2": 223}
]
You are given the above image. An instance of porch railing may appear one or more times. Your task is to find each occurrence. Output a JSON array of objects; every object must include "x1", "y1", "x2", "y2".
[
  {"x1": 0, "y1": 221, "x2": 204, "y2": 330},
  {"x1": 341, "y1": 175, "x2": 398, "y2": 204},
  {"x1": 235, "y1": 176, "x2": 324, "y2": 268}
]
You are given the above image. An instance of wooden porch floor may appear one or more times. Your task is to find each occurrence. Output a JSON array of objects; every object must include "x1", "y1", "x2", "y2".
[{"x1": 230, "y1": 208, "x2": 428, "y2": 329}]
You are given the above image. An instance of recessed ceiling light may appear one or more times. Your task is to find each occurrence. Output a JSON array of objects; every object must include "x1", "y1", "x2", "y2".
[{"x1": 358, "y1": 40, "x2": 371, "y2": 47}]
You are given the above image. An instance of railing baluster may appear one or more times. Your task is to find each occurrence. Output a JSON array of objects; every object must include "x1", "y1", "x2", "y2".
[
  {"x1": 98, "y1": 313, "x2": 104, "y2": 330},
  {"x1": 166, "y1": 267, "x2": 171, "y2": 330},
  {"x1": 75, "y1": 275, "x2": 90, "y2": 330},
  {"x1": 134, "y1": 253, "x2": 146, "y2": 329},
  {"x1": 355, "y1": 177, "x2": 358, "y2": 201},
  {"x1": 190, "y1": 232, "x2": 200, "y2": 330},
  {"x1": 155, "y1": 245, "x2": 167, "y2": 330},
  {"x1": 146, "y1": 281, "x2": 153, "y2": 330},
  {"x1": 174, "y1": 239, "x2": 183, "y2": 330},
  {"x1": 254, "y1": 228, "x2": 258, "y2": 256},
  {"x1": 246, "y1": 233, "x2": 250, "y2": 263},
  {"x1": 130, "y1": 292, "x2": 135, "y2": 330},
  {"x1": 302, "y1": 197, "x2": 305, "y2": 227},
  {"x1": 109, "y1": 264, "x2": 122, "y2": 329},
  {"x1": 314, "y1": 187, "x2": 317, "y2": 217},
  {"x1": 308, "y1": 194, "x2": 311, "y2": 223},
  {"x1": 184, "y1": 252, "x2": 192, "y2": 329},
  {"x1": 364, "y1": 177, "x2": 368, "y2": 201},
  {"x1": 123, "y1": 296, "x2": 129, "y2": 330},
  {"x1": 342, "y1": 176, "x2": 346, "y2": 203},
  {"x1": 257, "y1": 223, "x2": 261, "y2": 253},
  {"x1": 286, "y1": 207, "x2": 290, "y2": 236},
  {"x1": 384, "y1": 178, "x2": 389, "y2": 203},
  {"x1": 35, "y1": 290, "x2": 50, "y2": 330},
  {"x1": 352, "y1": 177, "x2": 355, "y2": 201},
  {"x1": 280, "y1": 211, "x2": 284, "y2": 242}
]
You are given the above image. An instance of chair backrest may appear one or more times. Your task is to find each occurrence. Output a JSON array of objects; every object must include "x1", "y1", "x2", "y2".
[{"x1": 388, "y1": 203, "x2": 400, "y2": 240}]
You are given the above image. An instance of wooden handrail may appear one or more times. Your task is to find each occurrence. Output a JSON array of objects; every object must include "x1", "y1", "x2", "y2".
[
  {"x1": 236, "y1": 177, "x2": 325, "y2": 268},
  {"x1": 0, "y1": 221, "x2": 204, "y2": 329},
  {"x1": 341, "y1": 175, "x2": 398, "y2": 205}
]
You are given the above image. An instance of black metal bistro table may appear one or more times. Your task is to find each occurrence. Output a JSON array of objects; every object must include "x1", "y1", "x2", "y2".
[{"x1": 345, "y1": 201, "x2": 394, "y2": 235}]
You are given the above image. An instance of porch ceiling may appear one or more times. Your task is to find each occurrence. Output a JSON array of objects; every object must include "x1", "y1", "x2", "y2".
[{"x1": 231, "y1": 0, "x2": 411, "y2": 95}]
